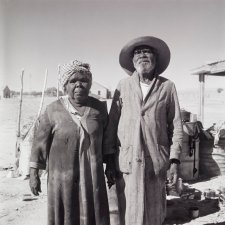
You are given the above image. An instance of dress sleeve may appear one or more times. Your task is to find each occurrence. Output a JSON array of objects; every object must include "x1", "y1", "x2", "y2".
[
  {"x1": 167, "y1": 84, "x2": 183, "y2": 161},
  {"x1": 30, "y1": 108, "x2": 53, "y2": 170},
  {"x1": 103, "y1": 82, "x2": 122, "y2": 155}
]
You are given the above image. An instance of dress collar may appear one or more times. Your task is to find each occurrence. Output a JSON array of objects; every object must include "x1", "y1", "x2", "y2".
[{"x1": 60, "y1": 95, "x2": 79, "y2": 115}]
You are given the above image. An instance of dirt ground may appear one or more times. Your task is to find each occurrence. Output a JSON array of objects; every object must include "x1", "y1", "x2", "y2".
[{"x1": 0, "y1": 169, "x2": 225, "y2": 225}]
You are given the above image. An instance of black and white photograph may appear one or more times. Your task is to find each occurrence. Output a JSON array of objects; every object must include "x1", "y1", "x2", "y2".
[{"x1": 0, "y1": 0, "x2": 225, "y2": 224}]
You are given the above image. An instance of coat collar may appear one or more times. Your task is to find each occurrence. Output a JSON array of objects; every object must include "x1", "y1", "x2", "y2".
[
  {"x1": 131, "y1": 71, "x2": 143, "y2": 105},
  {"x1": 130, "y1": 71, "x2": 158, "y2": 106}
]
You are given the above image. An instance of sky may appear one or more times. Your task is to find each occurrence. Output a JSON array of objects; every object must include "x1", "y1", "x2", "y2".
[{"x1": 0, "y1": 0, "x2": 225, "y2": 92}]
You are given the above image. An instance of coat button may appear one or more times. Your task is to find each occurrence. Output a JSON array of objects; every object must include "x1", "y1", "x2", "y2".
[{"x1": 141, "y1": 111, "x2": 145, "y2": 116}]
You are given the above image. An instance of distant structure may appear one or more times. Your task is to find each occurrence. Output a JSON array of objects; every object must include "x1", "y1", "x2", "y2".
[
  {"x1": 3, "y1": 85, "x2": 11, "y2": 98},
  {"x1": 91, "y1": 81, "x2": 111, "y2": 99},
  {"x1": 192, "y1": 60, "x2": 225, "y2": 125},
  {"x1": 45, "y1": 87, "x2": 58, "y2": 97}
]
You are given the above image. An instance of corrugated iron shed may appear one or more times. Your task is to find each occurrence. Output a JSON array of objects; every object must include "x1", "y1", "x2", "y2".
[
  {"x1": 192, "y1": 60, "x2": 225, "y2": 76},
  {"x1": 191, "y1": 60, "x2": 225, "y2": 126}
]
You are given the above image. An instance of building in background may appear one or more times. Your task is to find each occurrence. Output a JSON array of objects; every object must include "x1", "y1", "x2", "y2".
[
  {"x1": 90, "y1": 81, "x2": 111, "y2": 99},
  {"x1": 3, "y1": 86, "x2": 11, "y2": 98}
]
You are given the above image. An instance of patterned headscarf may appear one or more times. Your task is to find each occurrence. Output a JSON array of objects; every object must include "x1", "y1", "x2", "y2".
[{"x1": 60, "y1": 60, "x2": 92, "y2": 88}]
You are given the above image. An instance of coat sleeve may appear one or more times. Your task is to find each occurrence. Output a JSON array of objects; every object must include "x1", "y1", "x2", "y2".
[
  {"x1": 167, "y1": 84, "x2": 183, "y2": 161},
  {"x1": 103, "y1": 82, "x2": 122, "y2": 155},
  {"x1": 30, "y1": 108, "x2": 53, "y2": 170}
]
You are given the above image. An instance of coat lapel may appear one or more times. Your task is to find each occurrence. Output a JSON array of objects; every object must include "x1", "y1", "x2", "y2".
[
  {"x1": 130, "y1": 72, "x2": 143, "y2": 107},
  {"x1": 143, "y1": 76, "x2": 158, "y2": 104},
  {"x1": 142, "y1": 76, "x2": 161, "y2": 111}
]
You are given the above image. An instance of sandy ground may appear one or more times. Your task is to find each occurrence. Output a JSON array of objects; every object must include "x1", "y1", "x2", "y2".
[
  {"x1": 0, "y1": 93, "x2": 225, "y2": 224},
  {"x1": 0, "y1": 170, "x2": 47, "y2": 225},
  {"x1": 1, "y1": 168, "x2": 225, "y2": 225},
  {"x1": 1, "y1": 95, "x2": 225, "y2": 225}
]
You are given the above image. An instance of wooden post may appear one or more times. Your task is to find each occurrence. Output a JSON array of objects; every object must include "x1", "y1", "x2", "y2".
[
  {"x1": 57, "y1": 65, "x2": 60, "y2": 99},
  {"x1": 37, "y1": 68, "x2": 48, "y2": 118},
  {"x1": 15, "y1": 69, "x2": 24, "y2": 158},
  {"x1": 199, "y1": 73, "x2": 205, "y2": 126},
  {"x1": 17, "y1": 69, "x2": 24, "y2": 138}
]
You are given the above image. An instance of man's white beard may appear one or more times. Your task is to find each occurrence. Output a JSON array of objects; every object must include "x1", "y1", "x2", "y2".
[{"x1": 135, "y1": 62, "x2": 152, "y2": 74}]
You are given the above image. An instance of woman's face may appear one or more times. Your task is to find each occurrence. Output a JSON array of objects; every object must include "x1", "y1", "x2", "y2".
[{"x1": 65, "y1": 73, "x2": 92, "y2": 104}]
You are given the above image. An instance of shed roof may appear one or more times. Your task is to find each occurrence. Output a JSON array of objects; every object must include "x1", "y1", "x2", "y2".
[
  {"x1": 92, "y1": 81, "x2": 109, "y2": 90},
  {"x1": 191, "y1": 60, "x2": 225, "y2": 76}
]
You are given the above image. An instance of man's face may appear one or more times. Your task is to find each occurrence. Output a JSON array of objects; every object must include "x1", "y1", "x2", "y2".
[
  {"x1": 132, "y1": 45, "x2": 156, "y2": 74},
  {"x1": 65, "y1": 73, "x2": 91, "y2": 103}
]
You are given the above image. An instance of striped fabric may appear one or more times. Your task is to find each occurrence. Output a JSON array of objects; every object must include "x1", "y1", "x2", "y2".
[
  {"x1": 60, "y1": 60, "x2": 92, "y2": 88},
  {"x1": 104, "y1": 71, "x2": 183, "y2": 225},
  {"x1": 116, "y1": 148, "x2": 167, "y2": 225}
]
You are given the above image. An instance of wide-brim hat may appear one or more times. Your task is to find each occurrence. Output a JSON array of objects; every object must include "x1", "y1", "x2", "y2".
[{"x1": 119, "y1": 36, "x2": 170, "y2": 75}]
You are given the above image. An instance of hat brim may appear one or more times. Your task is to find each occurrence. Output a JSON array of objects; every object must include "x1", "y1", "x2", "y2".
[{"x1": 119, "y1": 36, "x2": 170, "y2": 75}]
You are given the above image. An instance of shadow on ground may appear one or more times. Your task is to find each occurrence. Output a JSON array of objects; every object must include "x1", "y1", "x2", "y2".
[{"x1": 204, "y1": 223, "x2": 225, "y2": 225}]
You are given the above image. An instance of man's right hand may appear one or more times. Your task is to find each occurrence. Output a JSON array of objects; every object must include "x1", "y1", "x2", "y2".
[{"x1": 29, "y1": 168, "x2": 41, "y2": 196}]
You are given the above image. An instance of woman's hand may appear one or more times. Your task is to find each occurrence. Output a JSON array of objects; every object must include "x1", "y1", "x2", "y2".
[
  {"x1": 104, "y1": 154, "x2": 116, "y2": 189},
  {"x1": 29, "y1": 168, "x2": 41, "y2": 196},
  {"x1": 105, "y1": 167, "x2": 116, "y2": 189}
]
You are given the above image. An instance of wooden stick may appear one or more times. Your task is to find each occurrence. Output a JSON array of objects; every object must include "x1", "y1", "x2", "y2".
[
  {"x1": 15, "y1": 69, "x2": 24, "y2": 158},
  {"x1": 17, "y1": 69, "x2": 24, "y2": 138},
  {"x1": 37, "y1": 68, "x2": 48, "y2": 118},
  {"x1": 57, "y1": 65, "x2": 60, "y2": 99}
]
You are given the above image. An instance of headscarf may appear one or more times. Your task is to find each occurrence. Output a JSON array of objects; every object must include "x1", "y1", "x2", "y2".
[{"x1": 60, "y1": 60, "x2": 92, "y2": 88}]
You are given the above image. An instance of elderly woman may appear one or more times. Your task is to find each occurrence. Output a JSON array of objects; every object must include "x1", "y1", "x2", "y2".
[
  {"x1": 104, "y1": 36, "x2": 183, "y2": 225},
  {"x1": 29, "y1": 60, "x2": 114, "y2": 225}
]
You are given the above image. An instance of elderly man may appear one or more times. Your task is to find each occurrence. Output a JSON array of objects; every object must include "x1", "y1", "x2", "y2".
[{"x1": 104, "y1": 36, "x2": 183, "y2": 225}]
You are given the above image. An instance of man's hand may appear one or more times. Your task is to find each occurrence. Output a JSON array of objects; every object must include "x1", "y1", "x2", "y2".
[
  {"x1": 168, "y1": 163, "x2": 178, "y2": 187},
  {"x1": 29, "y1": 168, "x2": 41, "y2": 196}
]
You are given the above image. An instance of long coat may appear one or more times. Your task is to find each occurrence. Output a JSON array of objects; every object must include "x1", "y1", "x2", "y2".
[
  {"x1": 104, "y1": 72, "x2": 183, "y2": 225},
  {"x1": 30, "y1": 97, "x2": 110, "y2": 225}
]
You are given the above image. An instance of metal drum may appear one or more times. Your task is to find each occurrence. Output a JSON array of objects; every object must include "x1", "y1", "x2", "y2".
[
  {"x1": 212, "y1": 141, "x2": 225, "y2": 175},
  {"x1": 199, "y1": 136, "x2": 225, "y2": 177}
]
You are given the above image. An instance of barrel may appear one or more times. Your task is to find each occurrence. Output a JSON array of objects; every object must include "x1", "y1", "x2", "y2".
[
  {"x1": 199, "y1": 135, "x2": 225, "y2": 178},
  {"x1": 180, "y1": 122, "x2": 199, "y2": 181},
  {"x1": 212, "y1": 144, "x2": 225, "y2": 175},
  {"x1": 181, "y1": 109, "x2": 191, "y2": 122},
  {"x1": 180, "y1": 139, "x2": 199, "y2": 181}
]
